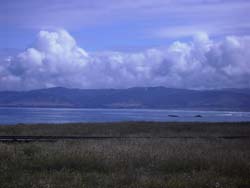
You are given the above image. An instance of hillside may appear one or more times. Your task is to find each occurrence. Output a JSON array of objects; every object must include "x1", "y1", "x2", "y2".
[{"x1": 0, "y1": 87, "x2": 250, "y2": 111}]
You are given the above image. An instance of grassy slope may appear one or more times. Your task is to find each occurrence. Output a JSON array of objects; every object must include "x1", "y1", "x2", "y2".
[{"x1": 0, "y1": 122, "x2": 250, "y2": 188}]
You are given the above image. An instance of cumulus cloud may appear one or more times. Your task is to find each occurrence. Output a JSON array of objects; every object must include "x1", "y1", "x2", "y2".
[{"x1": 0, "y1": 29, "x2": 250, "y2": 90}]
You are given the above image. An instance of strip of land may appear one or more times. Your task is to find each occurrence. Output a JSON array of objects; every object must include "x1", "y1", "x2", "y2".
[
  {"x1": 0, "y1": 135, "x2": 250, "y2": 143},
  {"x1": 1, "y1": 121, "x2": 250, "y2": 137}
]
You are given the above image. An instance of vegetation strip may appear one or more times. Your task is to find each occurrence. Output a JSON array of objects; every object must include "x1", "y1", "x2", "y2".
[{"x1": 0, "y1": 135, "x2": 250, "y2": 142}]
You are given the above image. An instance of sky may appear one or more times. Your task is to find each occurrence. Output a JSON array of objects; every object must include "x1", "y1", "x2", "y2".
[{"x1": 0, "y1": 0, "x2": 250, "y2": 90}]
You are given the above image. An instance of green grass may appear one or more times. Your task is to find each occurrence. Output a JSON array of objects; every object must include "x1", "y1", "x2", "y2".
[{"x1": 0, "y1": 122, "x2": 250, "y2": 188}]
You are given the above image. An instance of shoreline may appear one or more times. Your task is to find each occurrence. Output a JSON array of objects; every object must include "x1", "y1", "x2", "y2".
[
  {"x1": 1, "y1": 106, "x2": 250, "y2": 112},
  {"x1": 1, "y1": 121, "x2": 250, "y2": 126}
]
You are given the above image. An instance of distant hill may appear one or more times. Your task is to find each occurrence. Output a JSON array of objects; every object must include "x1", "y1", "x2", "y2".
[{"x1": 0, "y1": 87, "x2": 250, "y2": 111}]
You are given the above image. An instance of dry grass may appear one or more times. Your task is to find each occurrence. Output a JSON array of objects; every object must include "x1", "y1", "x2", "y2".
[
  {"x1": 0, "y1": 122, "x2": 250, "y2": 188},
  {"x1": 0, "y1": 122, "x2": 250, "y2": 137}
]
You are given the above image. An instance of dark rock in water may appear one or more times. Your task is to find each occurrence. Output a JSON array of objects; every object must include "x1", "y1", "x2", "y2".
[
  {"x1": 194, "y1": 115, "x2": 202, "y2": 118},
  {"x1": 168, "y1": 115, "x2": 179, "y2": 117}
]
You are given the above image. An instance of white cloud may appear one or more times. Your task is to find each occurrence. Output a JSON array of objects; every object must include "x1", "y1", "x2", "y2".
[{"x1": 0, "y1": 29, "x2": 250, "y2": 90}]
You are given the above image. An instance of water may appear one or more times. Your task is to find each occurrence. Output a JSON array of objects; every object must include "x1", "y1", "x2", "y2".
[{"x1": 0, "y1": 107, "x2": 250, "y2": 125}]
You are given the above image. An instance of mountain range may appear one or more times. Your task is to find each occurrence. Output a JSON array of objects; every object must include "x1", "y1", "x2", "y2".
[{"x1": 0, "y1": 87, "x2": 250, "y2": 111}]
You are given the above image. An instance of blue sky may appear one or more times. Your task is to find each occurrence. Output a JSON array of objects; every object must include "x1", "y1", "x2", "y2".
[
  {"x1": 1, "y1": 0, "x2": 250, "y2": 90},
  {"x1": 2, "y1": 0, "x2": 250, "y2": 51}
]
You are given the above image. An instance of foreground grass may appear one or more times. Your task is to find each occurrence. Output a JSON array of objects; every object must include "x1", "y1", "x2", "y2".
[{"x1": 0, "y1": 122, "x2": 250, "y2": 188}]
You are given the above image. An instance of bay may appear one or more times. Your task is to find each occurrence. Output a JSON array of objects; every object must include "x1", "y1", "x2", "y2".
[{"x1": 0, "y1": 107, "x2": 250, "y2": 125}]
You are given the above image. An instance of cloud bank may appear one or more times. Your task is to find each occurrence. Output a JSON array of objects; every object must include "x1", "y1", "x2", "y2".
[{"x1": 0, "y1": 30, "x2": 250, "y2": 90}]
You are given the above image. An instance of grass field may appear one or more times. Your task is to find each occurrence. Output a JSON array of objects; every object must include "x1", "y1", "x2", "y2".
[{"x1": 0, "y1": 122, "x2": 250, "y2": 188}]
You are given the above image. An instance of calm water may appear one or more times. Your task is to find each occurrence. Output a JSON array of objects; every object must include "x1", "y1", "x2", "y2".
[{"x1": 0, "y1": 107, "x2": 250, "y2": 125}]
